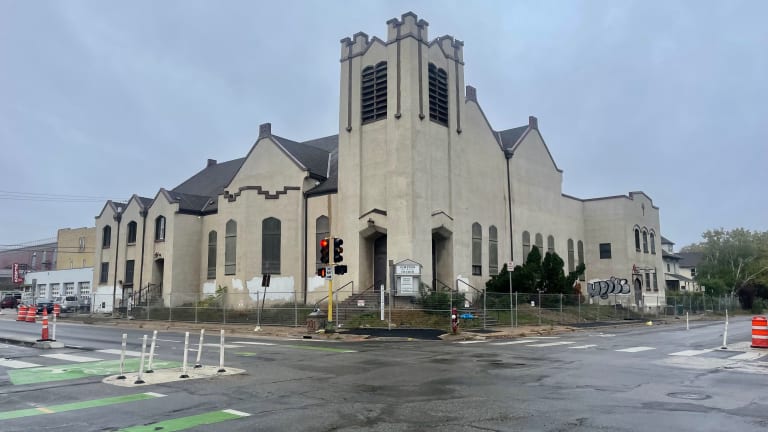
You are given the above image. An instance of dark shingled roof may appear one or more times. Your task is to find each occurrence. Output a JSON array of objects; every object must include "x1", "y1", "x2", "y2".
[
  {"x1": 166, "y1": 191, "x2": 216, "y2": 214},
  {"x1": 273, "y1": 135, "x2": 332, "y2": 179},
  {"x1": 497, "y1": 125, "x2": 528, "y2": 151},
  {"x1": 661, "y1": 236, "x2": 673, "y2": 244},
  {"x1": 662, "y1": 249, "x2": 681, "y2": 260},
  {"x1": 678, "y1": 252, "x2": 703, "y2": 268},
  {"x1": 137, "y1": 196, "x2": 154, "y2": 208},
  {"x1": 173, "y1": 158, "x2": 246, "y2": 198}
]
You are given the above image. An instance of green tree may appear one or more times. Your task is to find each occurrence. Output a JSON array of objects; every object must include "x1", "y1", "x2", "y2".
[
  {"x1": 692, "y1": 228, "x2": 768, "y2": 302},
  {"x1": 486, "y1": 246, "x2": 585, "y2": 296}
]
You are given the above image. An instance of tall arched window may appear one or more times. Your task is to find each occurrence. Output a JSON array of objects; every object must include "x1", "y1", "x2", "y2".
[
  {"x1": 316, "y1": 216, "x2": 329, "y2": 266},
  {"x1": 225, "y1": 220, "x2": 237, "y2": 275},
  {"x1": 650, "y1": 232, "x2": 656, "y2": 254},
  {"x1": 361, "y1": 61, "x2": 387, "y2": 123},
  {"x1": 634, "y1": 227, "x2": 641, "y2": 251},
  {"x1": 489, "y1": 226, "x2": 498, "y2": 275},
  {"x1": 577, "y1": 240, "x2": 585, "y2": 280},
  {"x1": 127, "y1": 221, "x2": 137, "y2": 244},
  {"x1": 262, "y1": 217, "x2": 281, "y2": 274},
  {"x1": 472, "y1": 222, "x2": 482, "y2": 275},
  {"x1": 207, "y1": 231, "x2": 217, "y2": 280},
  {"x1": 155, "y1": 216, "x2": 166, "y2": 241},
  {"x1": 547, "y1": 235, "x2": 555, "y2": 254},
  {"x1": 102, "y1": 226, "x2": 111, "y2": 248},
  {"x1": 567, "y1": 239, "x2": 575, "y2": 272},
  {"x1": 522, "y1": 231, "x2": 531, "y2": 260},
  {"x1": 642, "y1": 229, "x2": 649, "y2": 253},
  {"x1": 535, "y1": 233, "x2": 544, "y2": 253},
  {"x1": 428, "y1": 63, "x2": 448, "y2": 125}
]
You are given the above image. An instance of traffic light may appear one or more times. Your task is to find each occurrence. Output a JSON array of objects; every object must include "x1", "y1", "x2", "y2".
[
  {"x1": 333, "y1": 237, "x2": 344, "y2": 263},
  {"x1": 334, "y1": 265, "x2": 348, "y2": 275},
  {"x1": 317, "y1": 267, "x2": 327, "y2": 278},
  {"x1": 320, "y1": 238, "x2": 330, "y2": 264}
]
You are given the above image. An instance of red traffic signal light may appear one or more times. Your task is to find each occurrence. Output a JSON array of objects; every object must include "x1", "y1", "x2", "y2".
[
  {"x1": 320, "y1": 238, "x2": 330, "y2": 264},
  {"x1": 333, "y1": 237, "x2": 344, "y2": 263}
]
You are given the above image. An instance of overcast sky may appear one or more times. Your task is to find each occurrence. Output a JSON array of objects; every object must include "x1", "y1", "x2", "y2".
[{"x1": 1, "y1": 0, "x2": 766, "y2": 250}]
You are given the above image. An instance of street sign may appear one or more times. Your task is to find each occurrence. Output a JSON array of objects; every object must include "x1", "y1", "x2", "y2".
[
  {"x1": 507, "y1": 261, "x2": 514, "y2": 271},
  {"x1": 325, "y1": 266, "x2": 333, "y2": 280}
]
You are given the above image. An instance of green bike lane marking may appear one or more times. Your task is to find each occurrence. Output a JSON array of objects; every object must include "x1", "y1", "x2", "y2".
[
  {"x1": 0, "y1": 392, "x2": 166, "y2": 420},
  {"x1": 9, "y1": 359, "x2": 181, "y2": 385},
  {"x1": 118, "y1": 409, "x2": 251, "y2": 431}
]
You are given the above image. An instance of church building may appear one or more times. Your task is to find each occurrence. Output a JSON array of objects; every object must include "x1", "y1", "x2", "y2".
[{"x1": 93, "y1": 12, "x2": 665, "y2": 311}]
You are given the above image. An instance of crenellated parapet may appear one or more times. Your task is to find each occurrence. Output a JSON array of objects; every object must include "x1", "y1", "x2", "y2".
[
  {"x1": 433, "y1": 35, "x2": 464, "y2": 63},
  {"x1": 386, "y1": 11, "x2": 429, "y2": 42}
]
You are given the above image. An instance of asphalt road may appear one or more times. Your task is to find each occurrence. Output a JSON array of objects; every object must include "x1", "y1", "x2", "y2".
[{"x1": 1, "y1": 313, "x2": 767, "y2": 431}]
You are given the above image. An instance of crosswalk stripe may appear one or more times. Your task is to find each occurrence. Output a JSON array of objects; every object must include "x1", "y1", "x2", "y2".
[
  {"x1": 528, "y1": 341, "x2": 575, "y2": 347},
  {"x1": 97, "y1": 349, "x2": 143, "y2": 357},
  {"x1": 0, "y1": 359, "x2": 43, "y2": 369},
  {"x1": 616, "y1": 346, "x2": 655, "y2": 353},
  {"x1": 669, "y1": 349, "x2": 713, "y2": 357},
  {"x1": 569, "y1": 344, "x2": 597, "y2": 349},
  {"x1": 490, "y1": 340, "x2": 540, "y2": 345},
  {"x1": 456, "y1": 340, "x2": 488, "y2": 344},
  {"x1": 41, "y1": 353, "x2": 101, "y2": 362}
]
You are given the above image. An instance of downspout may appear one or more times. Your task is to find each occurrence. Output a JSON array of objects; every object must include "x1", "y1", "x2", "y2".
[
  {"x1": 138, "y1": 209, "x2": 147, "y2": 303},
  {"x1": 505, "y1": 151, "x2": 514, "y2": 264},
  {"x1": 303, "y1": 189, "x2": 308, "y2": 305},
  {"x1": 111, "y1": 208, "x2": 122, "y2": 317}
]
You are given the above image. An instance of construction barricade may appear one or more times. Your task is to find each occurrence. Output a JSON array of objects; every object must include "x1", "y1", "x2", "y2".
[
  {"x1": 17, "y1": 305, "x2": 27, "y2": 321},
  {"x1": 752, "y1": 316, "x2": 768, "y2": 348},
  {"x1": 25, "y1": 306, "x2": 36, "y2": 323}
]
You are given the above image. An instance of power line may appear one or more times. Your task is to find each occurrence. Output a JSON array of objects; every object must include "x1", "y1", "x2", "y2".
[{"x1": 0, "y1": 190, "x2": 125, "y2": 203}]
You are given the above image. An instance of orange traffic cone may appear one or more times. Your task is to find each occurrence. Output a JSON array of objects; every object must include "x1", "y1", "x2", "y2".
[
  {"x1": 39, "y1": 309, "x2": 50, "y2": 341},
  {"x1": 25, "y1": 305, "x2": 36, "y2": 323},
  {"x1": 17, "y1": 305, "x2": 27, "y2": 321}
]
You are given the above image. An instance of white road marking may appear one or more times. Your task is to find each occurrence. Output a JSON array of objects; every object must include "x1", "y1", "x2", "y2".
[
  {"x1": 229, "y1": 341, "x2": 275, "y2": 346},
  {"x1": 525, "y1": 336, "x2": 559, "y2": 339},
  {"x1": 143, "y1": 392, "x2": 167, "y2": 398},
  {"x1": 616, "y1": 346, "x2": 656, "y2": 353},
  {"x1": 155, "y1": 339, "x2": 181, "y2": 343},
  {"x1": 728, "y1": 352, "x2": 766, "y2": 361},
  {"x1": 491, "y1": 340, "x2": 541, "y2": 345},
  {"x1": 0, "y1": 358, "x2": 42, "y2": 369},
  {"x1": 528, "y1": 341, "x2": 576, "y2": 347},
  {"x1": 569, "y1": 344, "x2": 597, "y2": 349},
  {"x1": 456, "y1": 340, "x2": 488, "y2": 344},
  {"x1": 97, "y1": 349, "x2": 143, "y2": 357},
  {"x1": 223, "y1": 409, "x2": 251, "y2": 417},
  {"x1": 41, "y1": 353, "x2": 101, "y2": 362},
  {"x1": 669, "y1": 349, "x2": 713, "y2": 357}
]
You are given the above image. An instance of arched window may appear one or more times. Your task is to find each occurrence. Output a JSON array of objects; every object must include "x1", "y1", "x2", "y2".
[
  {"x1": 102, "y1": 225, "x2": 111, "y2": 248},
  {"x1": 489, "y1": 226, "x2": 498, "y2": 275},
  {"x1": 535, "y1": 233, "x2": 544, "y2": 253},
  {"x1": 155, "y1": 216, "x2": 166, "y2": 241},
  {"x1": 577, "y1": 240, "x2": 585, "y2": 280},
  {"x1": 207, "y1": 231, "x2": 217, "y2": 280},
  {"x1": 567, "y1": 239, "x2": 575, "y2": 272},
  {"x1": 634, "y1": 227, "x2": 641, "y2": 251},
  {"x1": 262, "y1": 217, "x2": 281, "y2": 274},
  {"x1": 126, "y1": 221, "x2": 137, "y2": 244},
  {"x1": 472, "y1": 223, "x2": 482, "y2": 275},
  {"x1": 522, "y1": 231, "x2": 531, "y2": 260},
  {"x1": 428, "y1": 63, "x2": 448, "y2": 125},
  {"x1": 225, "y1": 220, "x2": 237, "y2": 275},
  {"x1": 547, "y1": 235, "x2": 555, "y2": 254},
  {"x1": 642, "y1": 229, "x2": 649, "y2": 253},
  {"x1": 650, "y1": 232, "x2": 656, "y2": 254},
  {"x1": 316, "y1": 216, "x2": 329, "y2": 266},
  {"x1": 361, "y1": 61, "x2": 387, "y2": 123}
]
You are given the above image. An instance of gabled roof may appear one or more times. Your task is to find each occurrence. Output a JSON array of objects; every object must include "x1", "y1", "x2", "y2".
[
  {"x1": 678, "y1": 252, "x2": 703, "y2": 268},
  {"x1": 173, "y1": 158, "x2": 246, "y2": 198},
  {"x1": 272, "y1": 135, "x2": 334, "y2": 179},
  {"x1": 497, "y1": 125, "x2": 528, "y2": 151},
  {"x1": 662, "y1": 249, "x2": 681, "y2": 260},
  {"x1": 661, "y1": 236, "x2": 673, "y2": 245},
  {"x1": 166, "y1": 191, "x2": 216, "y2": 214}
]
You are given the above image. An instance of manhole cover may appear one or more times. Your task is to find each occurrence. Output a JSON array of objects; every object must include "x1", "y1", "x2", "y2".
[{"x1": 667, "y1": 392, "x2": 711, "y2": 401}]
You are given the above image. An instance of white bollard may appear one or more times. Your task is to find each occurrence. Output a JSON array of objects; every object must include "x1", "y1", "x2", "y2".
[
  {"x1": 52, "y1": 313, "x2": 57, "y2": 341},
  {"x1": 721, "y1": 309, "x2": 729, "y2": 349},
  {"x1": 146, "y1": 330, "x2": 158, "y2": 373},
  {"x1": 217, "y1": 329, "x2": 226, "y2": 373},
  {"x1": 135, "y1": 335, "x2": 148, "y2": 384},
  {"x1": 686, "y1": 312, "x2": 689, "y2": 331},
  {"x1": 117, "y1": 333, "x2": 128, "y2": 379},
  {"x1": 194, "y1": 329, "x2": 205, "y2": 368},
  {"x1": 180, "y1": 332, "x2": 190, "y2": 378}
]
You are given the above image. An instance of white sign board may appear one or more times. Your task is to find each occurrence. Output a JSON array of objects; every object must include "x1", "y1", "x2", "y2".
[
  {"x1": 325, "y1": 267, "x2": 333, "y2": 280},
  {"x1": 357, "y1": 299, "x2": 365, "y2": 307},
  {"x1": 395, "y1": 264, "x2": 421, "y2": 275},
  {"x1": 507, "y1": 261, "x2": 514, "y2": 270},
  {"x1": 400, "y1": 276, "x2": 415, "y2": 294}
]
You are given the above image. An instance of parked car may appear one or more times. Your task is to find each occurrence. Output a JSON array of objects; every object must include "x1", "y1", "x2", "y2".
[
  {"x1": 36, "y1": 301, "x2": 55, "y2": 315},
  {"x1": 1, "y1": 296, "x2": 19, "y2": 308},
  {"x1": 53, "y1": 295, "x2": 83, "y2": 313}
]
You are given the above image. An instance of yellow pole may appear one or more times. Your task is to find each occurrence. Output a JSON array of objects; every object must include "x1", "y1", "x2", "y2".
[{"x1": 328, "y1": 271, "x2": 333, "y2": 322}]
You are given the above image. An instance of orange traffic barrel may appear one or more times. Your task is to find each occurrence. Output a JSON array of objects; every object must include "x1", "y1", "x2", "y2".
[
  {"x1": 53, "y1": 303, "x2": 60, "y2": 318},
  {"x1": 752, "y1": 316, "x2": 768, "y2": 348},
  {"x1": 25, "y1": 305, "x2": 36, "y2": 323},
  {"x1": 16, "y1": 305, "x2": 27, "y2": 321}
]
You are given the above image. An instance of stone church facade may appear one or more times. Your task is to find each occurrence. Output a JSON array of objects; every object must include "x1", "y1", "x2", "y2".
[{"x1": 93, "y1": 12, "x2": 665, "y2": 311}]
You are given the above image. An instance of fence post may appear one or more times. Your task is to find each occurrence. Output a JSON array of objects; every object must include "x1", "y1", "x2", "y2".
[
  {"x1": 560, "y1": 294, "x2": 563, "y2": 324},
  {"x1": 514, "y1": 292, "x2": 518, "y2": 328},
  {"x1": 483, "y1": 288, "x2": 487, "y2": 330}
]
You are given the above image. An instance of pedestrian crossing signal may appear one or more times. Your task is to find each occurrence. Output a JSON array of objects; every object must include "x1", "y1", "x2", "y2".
[
  {"x1": 334, "y1": 265, "x2": 348, "y2": 275},
  {"x1": 317, "y1": 267, "x2": 327, "y2": 278}
]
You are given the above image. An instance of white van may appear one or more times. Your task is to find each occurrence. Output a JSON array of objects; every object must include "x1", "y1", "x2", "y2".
[{"x1": 53, "y1": 295, "x2": 82, "y2": 313}]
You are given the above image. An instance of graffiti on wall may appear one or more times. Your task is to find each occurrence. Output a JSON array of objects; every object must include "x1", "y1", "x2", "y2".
[{"x1": 587, "y1": 277, "x2": 631, "y2": 299}]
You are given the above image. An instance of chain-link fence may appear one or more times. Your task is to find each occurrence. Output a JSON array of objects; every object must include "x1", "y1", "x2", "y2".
[{"x1": 79, "y1": 290, "x2": 741, "y2": 331}]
